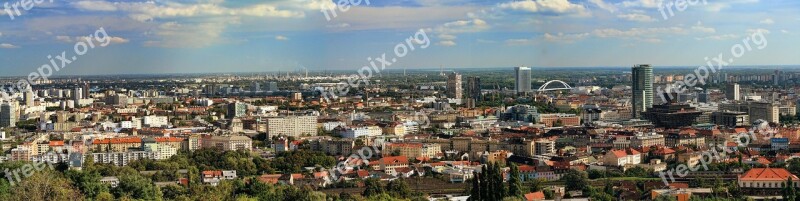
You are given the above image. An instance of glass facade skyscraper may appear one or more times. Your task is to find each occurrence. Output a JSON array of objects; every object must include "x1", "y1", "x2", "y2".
[
  {"x1": 632, "y1": 64, "x2": 653, "y2": 118},
  {"x1": 515, "y1": 67, "x2": 532, "y2": 94}
]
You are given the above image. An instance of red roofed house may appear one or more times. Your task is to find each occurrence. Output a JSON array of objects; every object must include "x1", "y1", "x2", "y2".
[
  {"x1": 603, "y1": 148, "x2": 641, "y2": 167},
  {"x1": 738, "y1": 168, "x2": 799, "y2": 189},
  {"x1": 369, "y1": 156, "x2": 409, "y2": 175},
  {"x1": 202, "y1": 170, "x2": 237, "y2": 186},
  {"x1": 524, "y1": 191, "x2": 545, "y2": 201}
]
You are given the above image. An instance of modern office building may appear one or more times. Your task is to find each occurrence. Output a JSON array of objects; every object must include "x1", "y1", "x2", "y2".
[
  {"x1": 641, "y1": 103, "x2": 702, "y2": 128},
  {"x1": 726, "y1": 83, "x2": 740, "y2": 101},
  {"x1": 514, "y1": 67, "x2": 532, "y2": 94},
  {"x1": 465, "y1": 76, "x2": 481, "y2": 108},
  {"x1": 711, "y1": 111, "x2": 749, "y2": 127},
  {"x1": 73, "y1": 87, "x2": 83, "y2": 102},
  {"x1": 227, "y1": 101, "x2": 247, "y2": 119},
  {"x1": 267, "y1": 82, "x2": 279, "y2": 92},
  {"x1": 446, "y1": 72, "x2": 463, "y2": 99},
  {"x1": 265, "y1": 115, "x2": 318, "y2": 137},
  {"x1": 720, "y1": 101, "x2": 779, "y2": 123},
  {"x1": 632, "y1": 64, "x2": 653, "y2": 118},
  {"x1": 0, "y1": 102, "x2": 17, "y2": 128},
  {"x1": 82, "y1": 82, "x2": 91, "y2": 98},
  {"x1": 23, "y1": 90, "x2": 34, "y2": 106},
  {"x1": 250, "y1": 82, "x2": 261, "y2": 92}
]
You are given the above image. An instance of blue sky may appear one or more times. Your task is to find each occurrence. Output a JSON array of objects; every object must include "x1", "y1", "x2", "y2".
[{"x1": 0, "y1": 0, "x2": 797, "y2": 75}]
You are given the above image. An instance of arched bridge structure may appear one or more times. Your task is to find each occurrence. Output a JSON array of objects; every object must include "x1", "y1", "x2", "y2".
[{"x1": 536, "y1": 80, "x2": 573, "y2": 92}]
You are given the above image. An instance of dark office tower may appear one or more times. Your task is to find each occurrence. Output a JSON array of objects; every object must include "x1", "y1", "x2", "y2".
[
  {"x1": 465, "y1": 76, "x2": 481, "y2": 108},
  {"x1": 82, "y1": 82, "x2": 90, "y2": 98},
  {"x1": 23, "y1": 90, "x2": 34, "y2": 106},
  {"x1": 514, "y1": 67, "x2": 532, "y2": 94},
  {"x1": 774, "y1": 70, "x2": 781, "y2": 85},
  {"x1": 268, "y1": 82, "x2": 279, "y2": 92},
  {"x1": 726, "y1": 83, "x2": 740, "y2": 101},
  {"x1": 251, "y1": 82, "x2": 261, "y2": 92},
  {"x1": 466, "y1": 76, "x2": 482, "y2": 100},
  {"x1": 632, "y1": 64, "x2": 653, "y2": 118},
  {"x1": 697, "y1": 91, "x2": 710, "y2": 103},
  {"x1": 227, "y1": 101, "x2": 247, "y2": 119},
  {"x1": 446, "y1": 72, "x2": 463, "y2": 99}
]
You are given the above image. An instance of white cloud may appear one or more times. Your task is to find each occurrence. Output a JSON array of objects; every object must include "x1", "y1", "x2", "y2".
[
  {"x1": 691, "y1": 22, "x2": 716, "y2": 33},
  {"x1": 144, "y1": 20, "x2": 229, "y2": 48},
  {"x1": 505, "y1": 38, "x2": 536, "y2": 46},
  {"x1": 759, "y1": 18, "x2": 774, "y2": 25},
  {"x1": 590, "y1": 23, "x2": 716, "y2": 42},
  {"x1": 106, "y1": 37, "x2": 130, "y2": 44},
  {"x1": 71, "y1": 1, "x2": 305, "y2": 22},
  {"x1": 746, "y1": 28, "x2": 770, "y2": 35},
  {"x1": 543, "y1": 32, "x2": 589, "y2": 43},
  {"x1": 782, "y1": 30, "x2": 790, "y2": 34},
  {"x1": 57, "y1": 35, "x2": 129, "y2": 45},
  {"x1": 438, "y1": 34, "x2": 457, "y2": 40},
  {"x1": 56, "y1": 35, "x2": 74, "y2": 43},
  {"x1": 437, "y1": 41, "x2": 457, "y2": 46},
  {"x1": 593, "y1": 27, "x2": 686, "y2": 38},
  {"x1": 0, "y1": 43, "x2": 19, "y2": 48},
  {"x1": 704, "y1": 0, "x2": 760, "y2": 12},
  {"x1": 695, "y1": 34, "x2": 739, "y2": 41},
  {"x1": 437, "y1": 18, "x2": 489, "y2": 34},
  {"x1": 497, "y1": 0, "x2": 590, "y2": 17},
  {"x1": 326, "y1": 23, "x2": 351, "y2": 28},
  {"x1": 589, "y1": 0, "x2": 617, "y2": 13},
  {"x1": 73, "y1": 1, "x2": 118, "y2": 11},
  {"x1": 617, "y1": 13, "x2": 655, "y2": 22},
  {"x1": 0, "y1": 32, "x2": 3, "y2": 37},
  {"x1": 275, "y1": 35, "x2": 289, "y2": 41},
  {"x1": 620, "y1": 0, "x2": 661, "y2": 8}
]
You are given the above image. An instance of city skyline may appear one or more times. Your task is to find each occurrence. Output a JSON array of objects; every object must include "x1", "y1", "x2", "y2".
[{"x1": 0, "y1": 0, "x2": 798, "y2": 76}]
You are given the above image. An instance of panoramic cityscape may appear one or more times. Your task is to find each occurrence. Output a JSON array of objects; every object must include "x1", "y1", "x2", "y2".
[{"x1": 1, "y1": 0, "x2": 800, "y2": 201}]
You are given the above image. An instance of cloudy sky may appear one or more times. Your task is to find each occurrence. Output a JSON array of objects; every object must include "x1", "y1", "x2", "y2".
[{"x1": 0, "y1": 0, "x2": 797, "y2": 75}]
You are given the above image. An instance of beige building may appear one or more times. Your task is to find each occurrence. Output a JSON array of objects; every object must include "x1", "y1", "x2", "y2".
[
  {"x1": 265, "y1": 116, "x2": 317, "y2": 137},
  {"x1": 201, "y1": 135, "x2": 252, "y2": 151},
  {"x1": 383, "y1": 143, "x2": 441, "y2": 159},
  {"x1": 630, "y1": 132, "x2": 665, "y2": 148},
  {"x1": 720, "y1": 101, "x2": 779, "y2": 123}
]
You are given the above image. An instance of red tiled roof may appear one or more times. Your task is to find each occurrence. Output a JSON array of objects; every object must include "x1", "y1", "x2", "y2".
[
  {"x1": 610, "y1": 150, "x2": 627, "y2": 158},
  {"x1": 385, "y1": 143, "x2": 423, "y2": 149},
  {"x1": 356, "y1": 170, "x2": 370, "y2": 178},
  {"x1": 740, "y1": 168, "x2": 799, "y2": 181},
  {"x1": 92, "y1": 137, "x2": 142, "y2": 144},
  {"x1": 258, "y1": 174, "x2": 281, "y2": 184},
  {"x1": 669, "y1": 182, "x2": 689, "y2": 189},
  {"x1": 202, "y1": 170, "x2": 222, "y2": 178},
  {"x1": 49, "y1": 141, "x2": 65, "y2": 146},
  {"x1": 519, "y1": 165, "x2": 536, "y2": 172},
  {"x1": 154, "y1": 137, "x2": 184, "y2": 143},
  {"x1": 524, "y1": 192, "x2": 545, "y2": 201},
  {"x1": 369, "y1": 156, "x2": 409, "y2": 166}
]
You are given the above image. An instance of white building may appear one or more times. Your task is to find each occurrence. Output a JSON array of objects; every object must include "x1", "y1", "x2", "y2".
[
  {"x1": 265, "y1": 115, "x2": 317, "y2": 137},
  {"x1": 143, "y1": 116, "x2": 169, "y2": 128},
  {"x1": 603, "y1": 149, "x2": 641, "y2": 167},
  {"x1": 90, "y1": 151, "x2": 158, "y2": 166},
  {"x1": 340, "y1": 126, "x2": 382, "y2": 138}
]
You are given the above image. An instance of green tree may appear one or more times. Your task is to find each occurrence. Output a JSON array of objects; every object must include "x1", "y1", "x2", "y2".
[
  {"x1": 386, "y1": 179, "x2": 412, "y2": 198},
  {"x1": 470, "y1": 172, "x2": 482, "y2": 201},
  {"x1": 363, "y1": 178, "x2": 384, "y2": 197},
  {"x1": 561, "y1": 169, "x2": 588, "y2": 191},
  {"x1": 783, "y1": 177, "x2": 797, "y2": 201},
  {"x1": 10, "y1": 170, "x2": 84, "y2": 201},
  {"x1": 65, "y1": 169, "x2": 109, "y2": 199},
  {"x1": 113, "y1": 174, "x2": 163, "y2": 200},
  {"x1": 507, "y1": 163, "x2": 524, "y2": 198}
]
